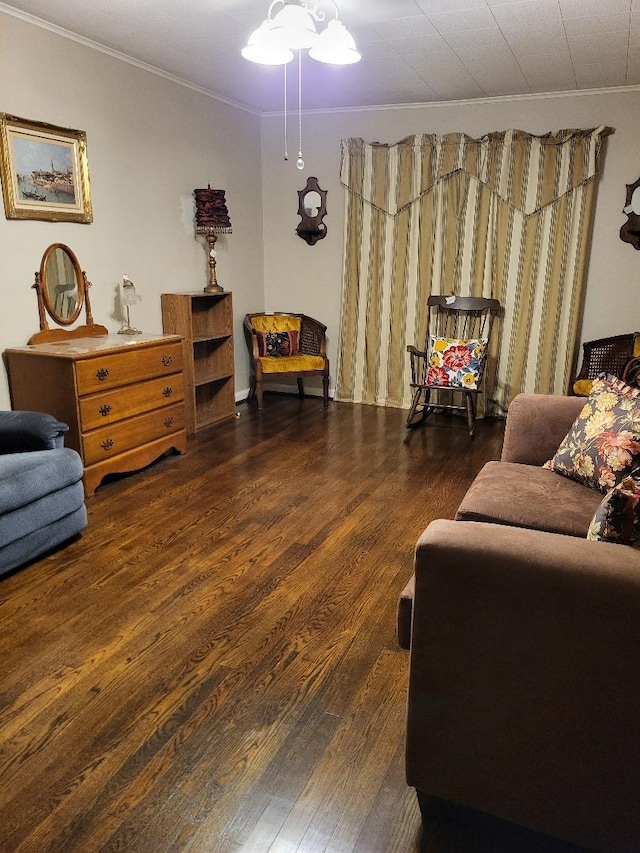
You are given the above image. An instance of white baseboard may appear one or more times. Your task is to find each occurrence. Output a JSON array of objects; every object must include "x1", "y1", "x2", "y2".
[{"x1": 235, "y1": 383, "x2": 335, "y2": 403}]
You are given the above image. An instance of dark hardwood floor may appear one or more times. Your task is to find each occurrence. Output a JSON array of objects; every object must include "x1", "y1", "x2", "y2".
[{"x1": 0, "y1": 396, "x2": 590, "y2": 852}]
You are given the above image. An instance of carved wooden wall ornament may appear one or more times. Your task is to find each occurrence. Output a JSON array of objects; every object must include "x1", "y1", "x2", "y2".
[{"x1": 620, "y1": 177, "x2": 640, "y2": 250}]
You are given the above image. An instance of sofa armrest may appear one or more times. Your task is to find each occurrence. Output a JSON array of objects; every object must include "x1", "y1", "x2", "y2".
[
  {"x1": 500, "y1": 393, "x2": 584, "y2": 465},
  {"x1": 407, "y1": 518, "x2": 640, "y2": 851},
  {"x1": 0, "y1": 411, "x2": 69, "y2": 453}
]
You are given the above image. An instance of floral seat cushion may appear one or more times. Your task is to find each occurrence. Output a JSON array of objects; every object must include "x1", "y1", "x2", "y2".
[{"x1": 258, "y1": 354, "x2": 325, "y2": 373}]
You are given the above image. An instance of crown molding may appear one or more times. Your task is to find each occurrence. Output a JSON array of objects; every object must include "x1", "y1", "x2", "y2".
[{"x1": 278, "y1": 83, "x2": 640, "y2": 118}]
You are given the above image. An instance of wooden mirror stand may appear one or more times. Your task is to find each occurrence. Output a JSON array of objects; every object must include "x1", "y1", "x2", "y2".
[{"x1": 29, "y1": 243, "x2": 107, "y2": 344}]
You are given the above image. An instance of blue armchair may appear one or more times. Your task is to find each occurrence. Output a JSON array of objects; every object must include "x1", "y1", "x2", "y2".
[{"x1": 0, "y1": 411, "x2": 87, "y2": 575}]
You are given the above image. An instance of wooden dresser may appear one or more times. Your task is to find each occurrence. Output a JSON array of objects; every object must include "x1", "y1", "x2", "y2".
[{"x1": 5, "y1": 333, "x2": 187, "y2": 496}]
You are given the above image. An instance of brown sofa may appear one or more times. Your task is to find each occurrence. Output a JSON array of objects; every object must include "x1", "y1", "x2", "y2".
[{"x1": 399, "y1": 393, "x2": 640, "y2": 853}]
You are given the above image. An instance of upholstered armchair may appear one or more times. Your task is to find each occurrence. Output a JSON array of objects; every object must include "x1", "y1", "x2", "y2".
[
  {"x1": 244, "y1": 312, "x2": 330, "y2": 412},
  {"x1": 0, "y1": 411, "x2": 87, "y2": 574},
  {"x1": 573, "y1": 332, "x2": 640, "y2": 395}
]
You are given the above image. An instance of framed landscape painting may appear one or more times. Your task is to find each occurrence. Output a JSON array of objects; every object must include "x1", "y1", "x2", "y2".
[{"x1": 0, "y1": 114, "x2": 93, "y2": 223}]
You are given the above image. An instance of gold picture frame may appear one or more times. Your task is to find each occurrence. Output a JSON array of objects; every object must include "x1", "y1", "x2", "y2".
[{"x1": 0, "y1": 113, "x2": 92, "y2": 223}]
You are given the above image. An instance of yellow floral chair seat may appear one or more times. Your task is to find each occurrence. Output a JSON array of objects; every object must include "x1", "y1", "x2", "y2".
[
  {"x1": 258, "y1": 355, "x2": 326, "y2": 373},
  {"x1": 244, "y1": 312, "x2": 330, "y2": 412}
]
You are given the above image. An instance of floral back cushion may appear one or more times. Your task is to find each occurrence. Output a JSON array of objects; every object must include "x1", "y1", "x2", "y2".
[
  {"x1": 426, "y1": 336, "x2": 488, "y2": 390},
  {"x1": 587, "y1": 476, "x2": 640, "y2": 547},
  {"x1": 544, "y1": 374, "x2": 640, "y2": 493}
]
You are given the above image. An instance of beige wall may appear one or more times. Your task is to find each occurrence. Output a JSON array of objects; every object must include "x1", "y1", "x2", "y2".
[
  {"x1": 0, "y1": 12, "x2": 264, "y2": 410},
  {"x1": 261, "y1": 90, "x2": 640, "y2": 393},
  {"x1": 1, "y1": 10, "x2": 638, "y2": 411}
]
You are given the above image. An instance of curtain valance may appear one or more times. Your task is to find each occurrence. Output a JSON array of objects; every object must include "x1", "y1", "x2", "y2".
[{"x1": 340, "y1": 127, "x2": 613, "y2": 218}]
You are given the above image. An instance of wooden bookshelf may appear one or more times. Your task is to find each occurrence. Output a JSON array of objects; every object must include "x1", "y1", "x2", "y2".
[{"x1": 161, "y1": 292, "x2": 235, "y2": 435}]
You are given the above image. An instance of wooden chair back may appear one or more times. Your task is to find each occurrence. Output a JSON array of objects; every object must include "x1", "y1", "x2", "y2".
[{"x1": 426, "y1": 295, "x2": 501, "y2": 345}]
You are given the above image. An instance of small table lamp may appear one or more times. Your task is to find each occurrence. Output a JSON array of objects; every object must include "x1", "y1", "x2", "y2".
[{"x1": 194, "y1": 186, "x2": 232, "y2": 293}]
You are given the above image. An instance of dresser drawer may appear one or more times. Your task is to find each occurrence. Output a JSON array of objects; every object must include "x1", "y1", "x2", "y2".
[
  {"x1": 82, "y1": 402, "x2": 185, "y2": 466},
  {"x1": 75, "y1": 342, "x2": 183, "y2": 395},
  {"x1": 79, "y1": 373, "x2": 184, "y2": 430}
]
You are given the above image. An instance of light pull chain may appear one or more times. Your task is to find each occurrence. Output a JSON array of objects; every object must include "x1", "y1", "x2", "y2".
[
  {"x1": 296, "y1": 50, "x2": 304, "y2": 170},
  {"x1": 283, "y1": 62, "x2": 288, "y2": 161}
]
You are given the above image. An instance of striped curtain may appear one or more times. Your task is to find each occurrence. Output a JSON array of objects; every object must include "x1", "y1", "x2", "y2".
[{"x1": 336, "y1": 127, "x2": 613, "y2": 414}]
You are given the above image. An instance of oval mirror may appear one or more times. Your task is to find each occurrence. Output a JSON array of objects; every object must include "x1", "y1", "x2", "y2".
[
  {"x1": 303, "y1": 190, "x2": 322, "y2": 217},
  {"x1": 40, "y1": 243, "x2": 83, "y2": 325}
]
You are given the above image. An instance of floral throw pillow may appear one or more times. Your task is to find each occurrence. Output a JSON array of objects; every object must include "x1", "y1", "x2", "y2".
[
  {"x1": 256, "y1": 330, "x2": 299, "y2": 357},
  {"x1": 426, "y1": 336, "x2": 488, "y2": 390},
  {"x1": 587, "y1": 476, "x2": 640, "y2": 547},
  {"x1": 544, "y1": 374, "x2": 640, "y2": 493}
]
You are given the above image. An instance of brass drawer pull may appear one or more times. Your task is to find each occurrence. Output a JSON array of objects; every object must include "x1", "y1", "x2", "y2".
[
  {"x1": 101, "y1": 438, "x2": 114, "y2": 451},
  {"x1": 96, "y1": 367, "x2": 110, "y2": 381},
  {"x1": 164, "y1": 416, "x2": 174, "y2": 428},
  {"x1": 162, "y1": 355, "x2": 173, "y2": 367},
  {"x1": 99, "y1": 404, "x2": 112, "y2": 416},
  {"x1": 162, "y1": 386, "x2": 173, "y2": 397}
]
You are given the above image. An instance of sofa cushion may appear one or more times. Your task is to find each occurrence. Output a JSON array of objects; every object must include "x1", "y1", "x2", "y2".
[
  {"x1": 0, "y1": 480, "x2": 86, "y2": 549},
  {"x1": 1, "y1": 504, "x2": 87, "y2": 573},
  {"x1": 544, "y1": 374, "x2": 640, "y2": 493},
  {"x1": 427, "y1": 336, "x2": 487, "y2": 389},
  {"x1": 501, "y1": 394, "x2": 584, "y2": 466},
  {"x1": 455, "y1": 461, "x2": 603, "y2": 537},
  {"x1": 587, "y1": 476, "x2": 640, "y2": 547},
  {"x1": 0, "y1": 448, "x2": 84, "y2": 514}
]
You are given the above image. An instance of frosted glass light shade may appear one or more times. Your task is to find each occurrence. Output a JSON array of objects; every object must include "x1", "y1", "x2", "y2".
[
  {"x1": 270, "y1": 4, "x2": 319, "y2": 50},
  {"x1": 241, "y1": 20, "x2": 294, "y2": 64},
  {"x1": 309, "y1": 19, "x2": 361, "y2": 64}
]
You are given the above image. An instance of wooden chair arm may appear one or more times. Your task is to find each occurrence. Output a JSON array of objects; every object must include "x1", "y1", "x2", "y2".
[
  {"x1": 243, "y1": 316, "x2": 261, "y2": 360},
  {"x1": 407, "y1": 345, "x2": 427, "y2": 385},
  {"x1": 407, "y1": 345, "x2": 427, "y2": 357}
]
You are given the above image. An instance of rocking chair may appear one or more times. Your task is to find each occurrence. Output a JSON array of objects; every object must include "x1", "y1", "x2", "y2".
[{"x1": 406, "y1": 295, "x2": 500, "y2": 436}]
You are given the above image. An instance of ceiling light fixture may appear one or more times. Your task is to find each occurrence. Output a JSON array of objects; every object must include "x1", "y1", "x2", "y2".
[{"x1": 242, "y1": 1, "x2": 360, "y2": 169}]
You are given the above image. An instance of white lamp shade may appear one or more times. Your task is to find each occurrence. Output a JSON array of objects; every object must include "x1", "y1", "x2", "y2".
[
  {"x1": 270, "y1": 4, "x2": 319, "y2": 50},
  {"x1": 241, "y1": 20, "x2": 294, "y2": 64},
  {"x1": 309, "y1": 19, "x2": 361, "y2": 64}
]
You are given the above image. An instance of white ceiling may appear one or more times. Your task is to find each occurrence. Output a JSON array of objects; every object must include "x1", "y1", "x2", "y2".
[{"x1": 1, "y1": 0, "x2": 639, "y2": 113}]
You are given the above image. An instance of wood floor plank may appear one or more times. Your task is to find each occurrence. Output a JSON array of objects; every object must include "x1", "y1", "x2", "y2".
[
  {"x1": 275, "y1": 648, "x2": 409, "y2": 853},
  {"x1": 352, "y1": 742, "x2": 422, "y2": 853},
  {"x1": 2, "y1": 397, "x2": 589, "y2": 853}
]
